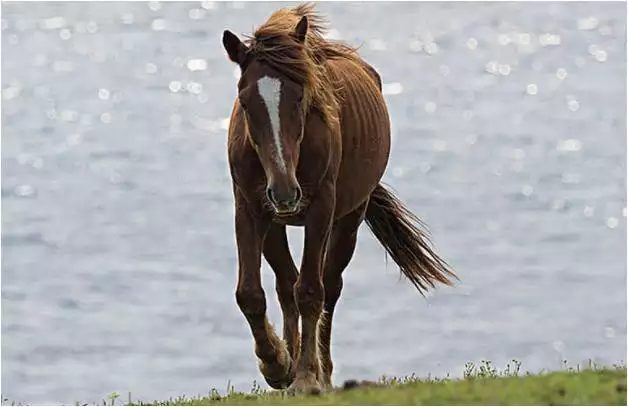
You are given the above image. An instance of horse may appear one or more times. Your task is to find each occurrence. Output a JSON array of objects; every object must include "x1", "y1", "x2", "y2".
[{"x1": 221, "y1": 3, "x2": 457, "y2": 395}]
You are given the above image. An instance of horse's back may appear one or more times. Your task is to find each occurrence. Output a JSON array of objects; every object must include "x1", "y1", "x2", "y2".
[{"x1": 327, "y1": 57, "x2": 391, "y2": 217}]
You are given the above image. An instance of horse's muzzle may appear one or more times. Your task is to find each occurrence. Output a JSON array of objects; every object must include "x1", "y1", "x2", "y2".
[{"x1": 266, "y1": 184, "x2": 302, "y2": 215}]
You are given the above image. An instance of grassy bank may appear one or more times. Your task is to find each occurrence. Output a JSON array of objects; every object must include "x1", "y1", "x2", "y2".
[{"x1": 125, "y1": 361, "x2": 627, "y2": 406}]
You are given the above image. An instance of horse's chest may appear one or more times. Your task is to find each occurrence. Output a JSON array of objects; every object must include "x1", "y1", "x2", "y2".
[{"x1": 271, "y1": 214, "x2": 306, "y2": 226}]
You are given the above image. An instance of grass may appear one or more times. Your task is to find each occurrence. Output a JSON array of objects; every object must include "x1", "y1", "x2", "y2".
[
  {"x1": 120, "y1": 360, "x2": 627, "y2": 406},
  {"x1": 2, "y1": 360, "x2": 624, "y2": 406}
]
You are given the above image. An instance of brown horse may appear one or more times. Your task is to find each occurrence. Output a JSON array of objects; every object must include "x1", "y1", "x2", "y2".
[{"x1": 222, "y1": 3, "x2": 457, "y2": 395}]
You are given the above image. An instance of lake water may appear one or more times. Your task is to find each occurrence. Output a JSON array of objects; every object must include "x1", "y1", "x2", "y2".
[{"x1": 1, "y1": 1, "x2": 626, "y2": 404}]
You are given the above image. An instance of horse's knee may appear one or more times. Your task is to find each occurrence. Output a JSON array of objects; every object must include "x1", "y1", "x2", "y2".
[
  {"x1": 294, "y1": 279, "x2": 324, "y2": 318},
  {"x1": 275, "y1": 279, "x2": 296, "y2": 302},
  {"x1": 236, "y1": 286, "x2": 266, "y2": 316}
]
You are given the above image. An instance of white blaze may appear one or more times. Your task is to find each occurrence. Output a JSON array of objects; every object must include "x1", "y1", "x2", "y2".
[{"x1": 256, "y1": 76, "x2": 287, "y2": 173}]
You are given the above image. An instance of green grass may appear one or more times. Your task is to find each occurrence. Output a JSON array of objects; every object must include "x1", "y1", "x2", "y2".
[{"x1": 122, "y1": 360, "x2": 627, "y2": 406}]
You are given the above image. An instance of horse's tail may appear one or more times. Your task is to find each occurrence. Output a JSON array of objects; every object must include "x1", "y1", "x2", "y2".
[{"x1": 364, "y1": 183, "x2": 457, "y2": 295}]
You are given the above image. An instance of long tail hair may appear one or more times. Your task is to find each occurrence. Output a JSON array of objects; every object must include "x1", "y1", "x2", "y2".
[{"x1": 365, "y1": 183, "x2": 458, "y2": 294}]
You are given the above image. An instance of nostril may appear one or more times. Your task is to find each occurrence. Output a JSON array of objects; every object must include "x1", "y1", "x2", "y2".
[
  {"x1": 266, "y1": 187, "x2": 276, "y2": 205},
  {"x1": 294, "y1": 187, "x2": 302, "y2": 203}
]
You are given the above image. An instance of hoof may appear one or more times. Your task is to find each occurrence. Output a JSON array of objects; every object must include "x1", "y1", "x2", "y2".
[
  {"x1": 341, "y1": 379, "x2": 381, "y2": 391},
  {"x1": 261, "y1": 357, "x2": 294, "y2": 390},
  {"x1": 287, "y1": 374, "x2": 322, "y2": 396}
]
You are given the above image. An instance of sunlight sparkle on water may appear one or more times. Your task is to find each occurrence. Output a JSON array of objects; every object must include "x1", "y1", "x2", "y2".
[
  {"x1": 148, "y1": 1, "x2": 161, "y2": 11},
  {"x1": 425, "y1": 102, "x2": 437, "y2": 113},
  {"x1": 86, "y1": 21, "x2": 98, "y2": 34},
  {"x1": 606, "y1": 217, "x2": 619, "y2": 229},
  {"x1": 588, "y1": 44, "x2": 607, "y2": 62},
  {"x1": 59, "y1": 29, "x2": 71, "y2": 40},
  {"x1": 425, "y1": 42, "x2": 439, "y2": 55},
  {"x1": 578, "y1": 17, "x2": 599, "y2": 31},
  {"x1": 521, "y1": 185, "x2": 534, "y2": 197},
  {"x1": 485, "y1": 61, "x2": 496, "y2": 74},
  {"x1": 3, "y1": 85, "x2": 21, "y2": 100},
  {"x1": 187, "y1": 59, "x2": 207, "y2": 71},
  {"x1": 61, "y1": 110, "x2": 78, "y2": 122},
  {"x1": 121, "y1": 13, "x2": 134, "y2": 25},
  {"x1": 169, "y1": 81, "x2": 182, "y2": 93},
  {"x1": 552, "y1": 198, "x2": 568, "y2": 212},
  {"x1": 151, "y1": 19, "x2": 166, "y2": 31},
  {"x1": 539, "y1": 33, "x2": 561, "y2": 46},
  {"x1": 556, "y1": 139, "x2": 582, "y2": 152},
  {"x1": 382, "y1": 82, "x2": 403, "y2": 95},
  {"x1": 498, "y1": 34, "x2": 510, "y2": 46},
  {"x1": 15, "y1": 185, "x2": 35, "y2": 198},
  {"x1": 556, "y1": 68, "x2": 568, "y2": 80},
  {"x1": 186, "y1": 82, "x2": 203, "y2": 94},
  {"x1": 498, "y1": 64, "x2": 511, "y2": 76},
  {"x1": 526, "y1": 84, "x2": 538, "y2": 95},
  {"x1": 598, "y1": 25, "x2": 612, "y2": 36},
  {"x1": 40, "y1": 17, "x2": 66, "y2": 30},
  {"x1": 567, "y1": 99, "x2": 579, "y2": 112},
  {"x1": 322, "y1": 28, "x2": 341, "y2": 40},
  {"x1": 98, "y1": 89, "x2": 110, "y2": 100}
]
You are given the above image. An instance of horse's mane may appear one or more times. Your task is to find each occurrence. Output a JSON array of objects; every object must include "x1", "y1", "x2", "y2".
[{"x1": 244, "y1": 3, "x2": 362, "y2": 131}]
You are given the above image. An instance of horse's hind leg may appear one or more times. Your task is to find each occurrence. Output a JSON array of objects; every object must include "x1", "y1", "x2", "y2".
[
  {"x1": 233, "y1": 191, "x2": 292, "y2": 390},
  {"x1": 262, "y1": 223, "x2": 300, "y2": 387},
  {"x1": 319, "y1": 200, "x2": 368, "y2": 389}
]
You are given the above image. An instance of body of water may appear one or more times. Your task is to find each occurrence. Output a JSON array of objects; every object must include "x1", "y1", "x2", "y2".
[{"x1": 1, "y1": 1, "x2": 626, "y2": 404}]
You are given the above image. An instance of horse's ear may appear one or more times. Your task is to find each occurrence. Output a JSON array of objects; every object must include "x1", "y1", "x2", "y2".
[
  {"x1": 294, "y1": 16, "x2": 308, "y2": 43},
  {"x1": 222, "y1": 30, "x2": 247, "y2": 66}
]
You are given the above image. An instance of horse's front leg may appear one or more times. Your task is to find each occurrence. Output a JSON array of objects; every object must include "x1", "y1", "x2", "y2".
[
  {"x1": 263, "y1": 223, "x2": 301, "y2": 366},
  {"x1": 288, "y1": 181, "x2": 335, "y2": 395},
  {"x1": 234, "y1": 191, "x2": 293, "y2": 389}
]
